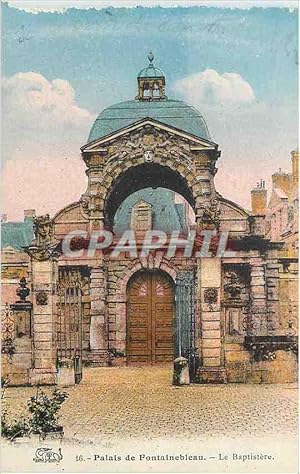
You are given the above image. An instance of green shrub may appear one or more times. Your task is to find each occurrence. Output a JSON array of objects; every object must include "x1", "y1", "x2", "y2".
[
  {"x1": 27, "y1": 387, "x2": 68, "y2": 436},
  {"x1": 1, "y1": 387, "x2": 68, "y2": 440},
  {"x1": 1, "y1": 411, "x2": 29, "y2": 440}
]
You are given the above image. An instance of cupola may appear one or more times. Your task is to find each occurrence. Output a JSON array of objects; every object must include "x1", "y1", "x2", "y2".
[{"x1": 135, "y1": 52, "x2": 167, "y2": 101}]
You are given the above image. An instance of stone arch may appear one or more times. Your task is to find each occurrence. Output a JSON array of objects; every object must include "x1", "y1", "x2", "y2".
[
  {"x1": 115, "y1": 258, "x2": 178, "y2": 301},
  {"x1": 103, "y1": 161, "x2": 199, "y2": 228}
]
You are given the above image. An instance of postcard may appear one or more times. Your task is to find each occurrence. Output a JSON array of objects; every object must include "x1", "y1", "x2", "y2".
[{"x1": 1, "y1": 1, "x2": 298, "y2": 473}]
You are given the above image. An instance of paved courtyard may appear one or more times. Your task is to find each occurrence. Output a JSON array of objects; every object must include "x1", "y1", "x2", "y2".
[{"x1": 2, "y1": 366, "x2": 298, "y2": 443}]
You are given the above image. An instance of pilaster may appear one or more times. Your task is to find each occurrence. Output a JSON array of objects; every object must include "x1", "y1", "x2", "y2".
[
  {"x1": 29, "y1": 259, "x2": 57, "y2": 385},
  {"x1": 249, "y1": 257, "x2": 267, "y2": 335},
  {"x1": 197, "y1": 258, "x2": 227, "y2": 383},
  {"x1": 88, "y1": 265, "x2": 109, "y2": 365}
]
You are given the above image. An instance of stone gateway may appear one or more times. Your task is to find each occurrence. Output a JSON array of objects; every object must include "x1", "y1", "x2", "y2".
[{"x1": 1, "y1": 54, "x2": 298, "y2": 385}]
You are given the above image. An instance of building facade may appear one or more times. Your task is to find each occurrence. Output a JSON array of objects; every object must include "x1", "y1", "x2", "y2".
[{"x1": 2, "y1": 55, "x2": 298, "y2": 385}]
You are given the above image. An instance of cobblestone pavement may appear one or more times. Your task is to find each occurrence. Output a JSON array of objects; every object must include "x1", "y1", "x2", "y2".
[{"x1": 3, "y1": 366, "x2": 298, "y2": 443}]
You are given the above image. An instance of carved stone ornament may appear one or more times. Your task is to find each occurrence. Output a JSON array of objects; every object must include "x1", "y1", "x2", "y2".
[
  {"x1": 143, "y1": 150, "x2": 154, "y2": 162},
  {"x1": 80, "y1": 188, "x2": 104, "y2": 219},
  {"x1": 200, "y1": 197, "x2": 221, "y2": 229},
  {"x1": 25, "y1": 214, "x2": 60, "y2": 261},
  {"x1": 33, "y1": 214, "x2": 54, "y2": 247},
  {"x1": 35, "y1": 290, "x2": 48, "y2": 306},
  {"x1": 224, "y1": 272, "x2": 242, "y2": 300},
  {"x1": 106, "y1": 127, "x2": 193, "y2": 165},
  {"x1": 203, "y1": 287, "x2": 218, "y2": 306},
  {"x1": 2, "y1": 267, "x2": 24, "y2": 280}
]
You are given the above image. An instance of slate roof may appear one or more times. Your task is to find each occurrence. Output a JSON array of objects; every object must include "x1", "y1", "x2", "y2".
[
  {"x1": 88, "y1": 99, "x2": 211, "y2": 143},
  {"x1": 2, "y1": 189, "x2": 188, "y2": 250},
  {"x1": 113, "y1": 188, "x2": 189, "y2": 235},
  {"x1": 1, "y1": 220, "x2": 34, "y2": 250}
]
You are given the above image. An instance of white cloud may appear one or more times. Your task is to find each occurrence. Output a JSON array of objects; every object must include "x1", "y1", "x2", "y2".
[
  {"x1": 173, "y1": 69, "x2": 255, "y2": 107},
  {"x1": 173, "y1": 69, "x2": 296, "y2": 210},
  {"x1": 2, "y1": 72, "x2": 95, "y2": 161}
]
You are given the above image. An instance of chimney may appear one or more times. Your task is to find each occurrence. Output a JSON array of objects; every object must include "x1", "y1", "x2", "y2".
[
  {"x1": 291, "y1": 149, "x2": 298, "y2": 188},
  {"x1": 251, "y1": 179, "x2": 267, "y2": 215},
  {"x1": 24, "y1": 209, "x2": 36, "y2": 221},
  {"x1": 271, "y1": 169, "x2": 291, "y2": 197},
  {"x1": 1, "y1": 213, "x2": 7, "y2": 223}
]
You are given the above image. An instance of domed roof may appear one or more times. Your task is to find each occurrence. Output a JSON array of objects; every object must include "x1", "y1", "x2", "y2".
[
  {"x1": 88, "y1": 99, "x2": 211, "y2": 143},
  {"x1": 137, "y1": 51, "x2": 165, "y2": 78},
  {"x1": 137, "y1": 64, "x2": 165, "y2": 78},
  {"x1": 88, "y1": 53, "x2": 211, "y2": 143}
]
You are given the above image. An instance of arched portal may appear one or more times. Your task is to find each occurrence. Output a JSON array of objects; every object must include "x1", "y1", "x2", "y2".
[
  {"x1": 104, "y1": 163, "x2": 196, "y2": 228},
  {"x1": 126, "y1": 269, "x2": 175, "y2": 364}
]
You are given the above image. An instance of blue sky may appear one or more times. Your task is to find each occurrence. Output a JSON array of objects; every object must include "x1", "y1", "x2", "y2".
[{"x1": 2, "y1": 2, "x2": 298, "y2": 219}]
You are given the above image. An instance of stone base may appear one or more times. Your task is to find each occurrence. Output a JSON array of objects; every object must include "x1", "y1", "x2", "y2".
[
  {"x1": 29, "y1": 368, "x2": 56, "y2": 385},
  {"x1": 84, "y1": 349, "x2": 110, "y2": 367},
  {"x1": 111, "y1": 356, "x2": 127, "y2": 367},
  {"x1": 196, "y1": 367, "x2": 227, "y2": 384},
  {"x1": 57, "y1": 362, "x2": 75, "y2": 387}
]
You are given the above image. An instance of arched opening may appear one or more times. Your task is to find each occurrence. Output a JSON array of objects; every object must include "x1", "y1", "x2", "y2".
[
  {"x1": 104, "y1": 163, "x2": 195, "y2": 229},
  {"x1": 113, "y1": 187, "x2": 195, "y2": 235},
  {"x1": 126, "y1": 269, "x2": 175, "y2": 364}
]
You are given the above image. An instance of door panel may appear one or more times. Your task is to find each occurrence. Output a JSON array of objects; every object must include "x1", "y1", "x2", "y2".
[{"x1": 127, "y1": 271, "x2": 174, "y2": 364}]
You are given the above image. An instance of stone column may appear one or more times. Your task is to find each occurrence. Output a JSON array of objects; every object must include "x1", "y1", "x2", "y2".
[
  {"x1": 198, "y1": 258, "x2": 227, "y2": 383},
  {"x1": 249, "y1": 257, "x2": 267, "y2": 335},
  {"x1": 88, "y1": 265, "x2": 109, "y2": 365},
  {"x1": 29, "y1": 259, "x2": 58, "y2": 385}
]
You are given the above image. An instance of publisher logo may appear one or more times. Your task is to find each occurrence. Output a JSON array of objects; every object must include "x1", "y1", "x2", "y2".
[{"x1": 33, "y1": 447, "x2": 63, "y2": 463}]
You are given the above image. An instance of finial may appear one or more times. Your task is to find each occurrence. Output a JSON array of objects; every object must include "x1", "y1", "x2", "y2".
[
  {"x1": 16, "y1": 277, "x2": 30, "y2": 303},
  {"x1": 148, "y1": 51, "x2": 154, "y2": 63}
]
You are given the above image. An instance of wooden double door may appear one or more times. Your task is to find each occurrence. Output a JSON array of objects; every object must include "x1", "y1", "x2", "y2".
[{"x1": 127, "y1": 270, "x2": 174, "y2": 364}]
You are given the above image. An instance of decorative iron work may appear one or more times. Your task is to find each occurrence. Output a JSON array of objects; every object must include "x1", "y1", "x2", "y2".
[
  {"x1": 57, "y1": 268, "x2": 89, "y2": 384},
  {"x1": 1, "y1": 305, "x2": 15, "y2": 355},
  {"x1": 175, "y1": 271, "x2": 198, "y2": 382}
]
